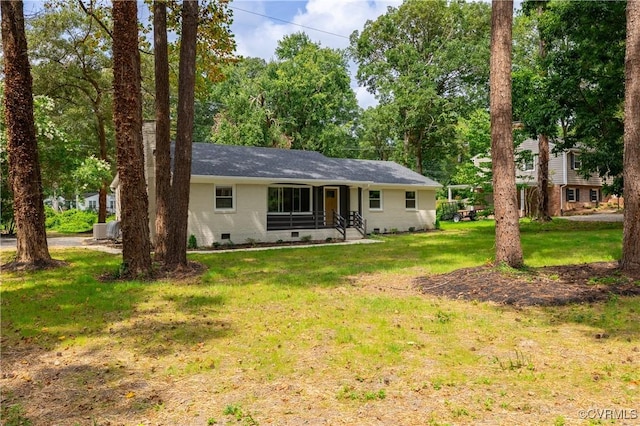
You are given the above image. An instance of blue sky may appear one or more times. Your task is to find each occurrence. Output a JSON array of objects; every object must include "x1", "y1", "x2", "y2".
[{"x1": 228, "y1": 0, "x2": 403, "y2": 108}]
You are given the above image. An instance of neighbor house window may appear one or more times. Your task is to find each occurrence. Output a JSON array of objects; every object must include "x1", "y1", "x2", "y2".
[
  {"x1": 369, "y1": 190, "x2": 382, "y2": 210},
  {"x1": 215, "y1": 185, "x2": 234, "y2": 211},
  {"x1": 88, "y1": 200, "x2": 97, "y2": 210},
  {"x1": 405, "y1": 191, "x2": 417, "y2": 209},
  {"x1": 590, "y1": 189, "x2": 599, "y2": 203},
  {"x1": 566, "y1": 188, "x2": 580, "y2": 202},
  {"x1": 520, "y1": 155, "x2": 536, "y2": 172},
  {"x1": 571, "y1": 153, "x2": 582, "y2": 170},
  {"x1": 268, "y1": 186, "x2": 312, "y2": 213}
]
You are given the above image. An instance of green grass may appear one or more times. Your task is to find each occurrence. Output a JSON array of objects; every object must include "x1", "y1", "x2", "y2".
[{"x1": 1, "y1": 219, "x2": 638, "y2": 425}]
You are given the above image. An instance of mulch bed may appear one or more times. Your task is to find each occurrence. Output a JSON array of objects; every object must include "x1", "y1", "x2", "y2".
[{"x1": 415, "y1": 261, "x2": 640, "y2": 306}]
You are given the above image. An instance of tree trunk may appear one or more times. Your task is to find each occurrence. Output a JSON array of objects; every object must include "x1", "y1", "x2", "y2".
[
  {"x1": 621, "y1": 0, "x2": 640, "y2": 275},
  {"x1": 165, "y1": 0, "x2": 198, "y2": 268},
  {"x1": 153, "y1": 0, "x2": 171, "y2": 262},
  {"x1": 536, "y1": 133, "x2": 551, "y2": 221},
  {"x1": 112, "y1": 0, "x2": 152, "y2": 277},
  {"x1": 534, "y1": 6, "x2": 551, "y2": 222},
  {"x1": 490, "y1": 0, "x2": 523, "y2": 268},
  {"x1": 1, "y1": 0, "x2": 52, "y2": 266}
]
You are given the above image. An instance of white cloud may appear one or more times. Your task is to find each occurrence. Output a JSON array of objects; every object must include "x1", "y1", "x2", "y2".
[
  {"x1": 232, "y1": 0, "x2": 400, "y2": 56},
  {"x1": 230, "y1": 1, "x2": 401, "y2": 107}
]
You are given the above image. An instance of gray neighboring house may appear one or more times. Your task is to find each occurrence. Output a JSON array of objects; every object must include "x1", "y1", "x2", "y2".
[
  {"x1": 474, "y1": 138, "x2": 611, "y2": 216},
  {"x1": 111, "y1": 122, "x2": 441, "y2": 245}
]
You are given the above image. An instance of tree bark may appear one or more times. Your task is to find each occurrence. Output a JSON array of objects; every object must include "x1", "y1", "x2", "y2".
[
  {"x1": 112, "y1": 0, "x2": 152, "y2": 277},
  {"x1": 490, "y1": 0, "x2": 523, "y2": 268},
  {"x1": 165, "y1": 0, "x2": 198, "y2": 268},
  {"x1": 535, "y1": 6, "x2": 551, "y2": 222},
  {"x1": 153, "y1": 0, "x2": 171, "y2": 262},
  {"x1": 621, "y1": 0, "x2": 640, "y2": 275},
  {"x1": 1, "y1": 0, "x2": 52, "y2": 265},
  {"x1": 536, "y1": 133, "x2": 551, "y2": 221}
]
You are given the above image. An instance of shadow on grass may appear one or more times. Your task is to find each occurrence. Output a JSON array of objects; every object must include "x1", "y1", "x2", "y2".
[{"x1": 2, "y1": 352, "x2": 166, "y2": 426}]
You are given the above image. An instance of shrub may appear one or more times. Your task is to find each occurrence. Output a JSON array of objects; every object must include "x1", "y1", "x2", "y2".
[
  {"x1": 300, "y1": 235, "x2": 312, "y2": 242},
  {"x1": 187, "y1": 234, "x2": 198, "y2": 249},
  {"x1": 46, "y1": 209, "x2": 97, "y2": 233}
]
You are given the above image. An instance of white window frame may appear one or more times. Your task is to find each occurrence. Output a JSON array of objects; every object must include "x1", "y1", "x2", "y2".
[
  {"x1": 88, "y1": 200, "x2": 97, "y2": 210},
  {"x1": 566, "y1": 187, "x2": 580, "y2": 202},
  {"x1": 405, "y1": 191, "x2": 417, "y2": 210},
  {"x1": 369, "y1": 189, "x2": 383, "y2": 211},
  {"x1": 214, "y1": 184, "x2": 235, "y2": 212},
  {"x1": 520, "y1": 155, "x2": 536, "y2": 172},
  {"x1": 571, "y1": 153, "x2": 582, "y2": 170}
]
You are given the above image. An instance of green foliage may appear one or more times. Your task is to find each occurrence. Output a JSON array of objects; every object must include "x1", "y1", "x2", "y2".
[
  {"x1": 222, "y1": 404, "x2": 258, "y2": 425},
  {"x1": 27, "y1": 4, "x2": 115, "y2": 199},
  {"x1": 45, "y1": 209, "x2": 98, "y2": 233},
  {"x1": 209, "y1": 35, "x2": 358, "y2": 157},
  {"x1": 533, "y1": 1, "x2": 626, "y2": 189},
  {"x1": 187, "y1": 234, "x2": 198, "y2": 250},
  {"x1": 72, "y1": 156, "x2": 112, "y2": 194},
  {"x1": 351, "y1": 0, "x2": 491, "y2": 180}
]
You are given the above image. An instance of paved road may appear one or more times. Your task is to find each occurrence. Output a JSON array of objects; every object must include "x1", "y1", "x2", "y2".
[
  {"x1": 0, "y1": 236, "x2": 121, "y2": 253},
  {"x1": 559, "y1": 213, "x2": 624, "y2": 222}
]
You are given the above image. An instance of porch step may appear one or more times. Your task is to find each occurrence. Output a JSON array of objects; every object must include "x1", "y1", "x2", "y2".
[{"x1": 344, "y1": 227, "x2": 365, "y2": 240}]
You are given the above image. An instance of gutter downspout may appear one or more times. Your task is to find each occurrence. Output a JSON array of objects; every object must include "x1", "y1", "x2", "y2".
[{"x1": 559, "y1": 151, "x2": 568, "y2": 216}]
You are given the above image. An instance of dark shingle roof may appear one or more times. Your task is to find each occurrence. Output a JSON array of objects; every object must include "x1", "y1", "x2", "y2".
[{"x1": 189, "y1": 143, "x2": 440, "y2": 187}]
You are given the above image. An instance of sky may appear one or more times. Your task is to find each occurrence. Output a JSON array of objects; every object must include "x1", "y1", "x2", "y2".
[{"x1": 228, "y1": 0, "x2": 403, "y2": 108}]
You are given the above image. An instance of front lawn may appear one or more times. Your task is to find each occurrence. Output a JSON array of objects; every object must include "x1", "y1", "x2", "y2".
[{"x1": 1, "y1": 219, "x2": 638, "y2": 425}]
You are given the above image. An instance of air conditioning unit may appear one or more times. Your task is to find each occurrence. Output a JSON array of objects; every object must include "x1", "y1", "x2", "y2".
[{"x1": 93, "y1": 223, "x2": 108, "y2": 240}]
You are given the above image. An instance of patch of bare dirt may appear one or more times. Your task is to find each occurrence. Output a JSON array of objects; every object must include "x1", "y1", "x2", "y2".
[
  {"x1": 97, "y1": 261, "x2": 207, "y2": 282},
  {"x1": 415, "y1": 261, "x2": 640, "y2": 306}
]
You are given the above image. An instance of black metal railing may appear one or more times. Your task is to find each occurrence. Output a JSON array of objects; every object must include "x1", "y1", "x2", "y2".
[
  {"x1": 266, "y1": 210, "x2": 365, "y2": 240},
  {"x1": 333, "y1": 211, "x2": 347, "y2": 240},
  {"x1": 349, "y1": 211, "x2": 367, "y2": 237},
  {"x1": 266, "y1": 211, "x2": 329, "y2": 231}
]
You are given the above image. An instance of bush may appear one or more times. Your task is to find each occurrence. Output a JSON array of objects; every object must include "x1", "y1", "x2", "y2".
[
  {"x1": 187, "y1": 234, "x2": 198, "y2": 249},
  {"x1": 46, "y1": 209, "x2": 97, "y2": 233}
]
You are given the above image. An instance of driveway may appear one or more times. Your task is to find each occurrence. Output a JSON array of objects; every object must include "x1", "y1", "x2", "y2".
[
  {"x1": 559, "y1": 213, "x2": 624, "y2": 222},
  {"x1": 0, "y1": 236, "x2": 121, "y2": 254}
]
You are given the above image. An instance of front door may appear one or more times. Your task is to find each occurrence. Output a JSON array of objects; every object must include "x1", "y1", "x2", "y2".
[{"x1": 324, "y1": 187, "x2": 339, "y2": 226}]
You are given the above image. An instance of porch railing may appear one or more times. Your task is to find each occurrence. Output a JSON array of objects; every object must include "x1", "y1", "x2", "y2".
[
  {"x1": 333, "y1": 211, "x2": 347, "y2": 240},
  {"x1": 349, "y1": 211, "x2": 367, "y2": 237},
  {"x1": 266, "y1": 210, "x2": 366, "y2": 239}
]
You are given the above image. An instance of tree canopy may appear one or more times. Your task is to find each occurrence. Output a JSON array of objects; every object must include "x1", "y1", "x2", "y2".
[
  {"x1": 209, "y1": 33, "x2": 358, "y2": 157},
  {"x1": 350, "y1": 0, "x2": 491, "y2": 179}
]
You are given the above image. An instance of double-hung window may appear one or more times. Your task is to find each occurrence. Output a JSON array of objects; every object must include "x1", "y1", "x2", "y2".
[
  {"x1": 566, "y1": 188, "x2": 580, "y2": 202},
  {"x1": 215, "y1": 185, "x2": 234, "y2": 211},
  {"x1": 520, "y1": 155, "x2": 536, "y2": 172},
  {"x1": 405, "y1": 191, "x2": 417, "y2": 209},
  {"x1": 571, "y1": 153, "x2": 582, "y2": 170},
  {"x1": 369, "y1": 190, "x2": 382, "y2": 210}
]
